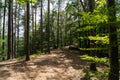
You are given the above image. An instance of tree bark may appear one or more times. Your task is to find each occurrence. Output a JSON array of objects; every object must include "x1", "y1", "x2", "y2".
[
  {"x1": 2, "y1": 0, "x2": 6, "y2": 60},
  {"x1": 13, "y1": 0, "x2": 17, "y2": 58},
  {"x1": 107, "y1": 0, "x2": 119, "y2": 80},
  {"x1": 25, "y1": 2, "x2": 30, "y2": 61},
  {"x1": 57, "y1": 0, "x2": 60, "y2": 48},
  {"x1": 80, "y1": 0, "x2": 86, "y2": 11},
  {"x1": 17, "y1": 4, "x2": 20, "y2": 55},
  {"x1": 40, "y1": 0, "x2": 43, "y2": 52},
  {"x1": 34, "y1": 5, "x2": 37, "y2": 52},
  {"x1": 46, "y1": 0, "x2": 50, "y2": 53},
  {"x1": 88, "y1": 0, "x2": 97, "y2": 71},
  {"x1": 31, "y1": 5, "x2": 35, "y2": 53},
  {"x1": 7, "y1": 0, "x2": 13, "y2": 59}
]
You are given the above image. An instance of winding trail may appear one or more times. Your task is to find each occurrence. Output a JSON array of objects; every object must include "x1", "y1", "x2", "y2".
[{"x1": 0, "y1": 48, "x2": 88, "y2": 80}]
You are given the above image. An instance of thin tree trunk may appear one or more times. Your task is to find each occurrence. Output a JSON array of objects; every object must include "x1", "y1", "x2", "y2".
[
  {"x1": 0, "y1": 0, "x2": 2, "y2": 59},
  {"x1": 13, "y1": 0, "x2": 17, "y2": 58},
  {"x1": 64, "y1": 13, "x2": 67, "y2": 46},
  {"x1": 17, "y1": 4, "x2": 20, "y2": 55},
  {"x1": 88, "y1": 0, "x2": 97, "y2": 71},
  {"x1": 47, "y1": 0, "x2": 50, "y2": 53},
  {"x1": 2, "y1": 0, "x2": 6, "y2": 60},
  {"x1": 0, "y1": 2, "x2": 1, "y2": 41},
  {"x1": 7, "y1": 0, "x2": 13, "y2": 59},
  {"x1": 107, "y1": 0, "x2": 119, "y2": 80},
  {"x1": 11, "y1": 0, "x2": 14, "y2": 59},
  {"x1": 80, "y1": 0, "x2": 86, "y2": 11},
  {"x1": 32, "y1": 4, "x2": 35, "y2": 53},
  {"x1": 57, "y1": 0, "x2": 60, "y2": 48},
  {"x1": 34, "y1": 5, "x2": 37, "y2": 52},
  {"x1": 40, "y1": 0, "x2": 43, "y2": 52}
]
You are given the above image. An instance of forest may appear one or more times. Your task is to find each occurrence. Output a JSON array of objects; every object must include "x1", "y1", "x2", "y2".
[{"x1": 0, "y1": 0, "x2": 119, "y2": 80}]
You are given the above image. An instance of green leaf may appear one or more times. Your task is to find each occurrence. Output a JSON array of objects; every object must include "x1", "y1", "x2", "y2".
[
  {"x1": 80, "y1": 55, "x2": 109, "y2": 65},
  {"x1": 17, "y1": 0, "x2": 37, "y2": 4}
]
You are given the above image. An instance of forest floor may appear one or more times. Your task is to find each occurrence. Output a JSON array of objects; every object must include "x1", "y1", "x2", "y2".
[{"x1": 0, "y1": 46, "x2": 108, "y2": 80}]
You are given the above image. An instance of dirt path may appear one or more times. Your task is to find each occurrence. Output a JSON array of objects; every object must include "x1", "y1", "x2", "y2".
[{"x1": 0, "y1": 48, "x2": 88, "y2": 80}]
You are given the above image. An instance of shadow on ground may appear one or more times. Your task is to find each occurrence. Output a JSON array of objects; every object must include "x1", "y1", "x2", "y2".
[
  {"x1": 0, "y1": 48, "x2": 89, "y2": 80},
  {"x1": 0, "y1": 69, "x2": 11, "y2": 80}
]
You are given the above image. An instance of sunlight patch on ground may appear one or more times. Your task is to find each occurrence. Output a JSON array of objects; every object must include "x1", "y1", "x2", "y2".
[{"x1": 0, "y1": 49, "x2": 89, "y2": 80}]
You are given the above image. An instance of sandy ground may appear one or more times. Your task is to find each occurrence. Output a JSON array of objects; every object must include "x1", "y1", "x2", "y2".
[{"x1": 0, "y1": 48, "x2": 88, "y2": 80}]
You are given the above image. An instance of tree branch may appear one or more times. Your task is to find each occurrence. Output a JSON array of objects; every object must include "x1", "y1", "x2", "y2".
[{"x1": 80, "y1": 0, "x2": 86, "y2": 12}]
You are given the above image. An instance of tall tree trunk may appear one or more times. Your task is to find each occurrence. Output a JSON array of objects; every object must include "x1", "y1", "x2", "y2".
[
  {"x1": 13, "y1": 0, "x2": 17, "y2": 58},
  {"x1": 77, "y1": 0, "x2": 81, "y2": 47},
  {"x1": 2, "y1": 0, "x2": 6, "y2": 60},
  {"x1": 17, "y1": 4, "x2": 20, "y2": 55},
  {"x1": 0, "y1": 0, "x2": 2, "y2": 59},
  {"x1": 40, "y1": 0, "x2": 43, "y2": 52},
  {"x1": 11, "y1": 1, "x2": 14, "y2": 59},
  {"x1": 31, "y1": 5, "x2": 35, "y2": 53},
  {"x1": 107, "y1": 0, "x2": 119, "y2": 80},
  {"x1": 0, "y1": 1, "x2": 1, "y2": 40},
  {"x1": 7, "y1": 0, "x2": 13, "y2": 59},
  {"x1": 25, "y1": 2, "x2": 30, "y2": 61},
  {"x1": 64, "y1": 12, "x2": 67, "y2": 46},
  {"x1": 47, "y1": 0, "x2": 50, "y2": 53},
  {"x1": 34, "y1": 5, "x2": 37, "y2": 52},
  {"x1": 57, "y1": 0, "x2": 60, "y2": 48},
  {"x1": 88, "y1": 0, "x2": 97, "y2": 71},
  {"x1": 60, "y1": 16, "x2": 64, "y2": 47}
]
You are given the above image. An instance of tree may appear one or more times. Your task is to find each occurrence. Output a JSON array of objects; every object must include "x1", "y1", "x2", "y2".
[
  {"x1": 57, "y1": 0, "x2": 60, "y2": 48},
  {"x1": 13, "y1": 0, "x2": 18, "y2": 58},
  {"x1": 80, "y1": 0, "x2": 86, "y2": 11},
  {"x1": 88, "y1": 0, "x2": 97, "y2": 71},
  {"x1": 7, "y1": 0, "x2": 13, "y2": 59},
  {"x1": 40, "y1": 0, "x2": 43, "y2": 52},
  {"x1": 32, "y1": 3, "x2": 37, "y2": 53},
  {"x1": 31, "y1": 4, "x2": 37, "y2": 53},
  {"x1": 0, "y1": 0, "x2": 2, "y2": 44},
  {"x1": 34, "y1": 4, "x2": 37, "y2": 53},
  {"x1": 107, "y1": 0, "x2": 119, "y2": 79},
  {"x1": 25, "y1": 1, "x2": 30, "y2": 61},
  {"x1": 17, "y1": 4, "x2": 20, "y2": 55},
  {"x1": 46, "y1": 0, "x2": 50, "y2": 53},
  {"x1": 2, "y1": 0, "x2": 6, "y2": 60}
]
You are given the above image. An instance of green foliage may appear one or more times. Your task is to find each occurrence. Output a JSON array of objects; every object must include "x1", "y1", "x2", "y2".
[
  {"x1": 77, "y1": 9, "x2": 108, "y2": 39},
  {"x1": 17, "y1": 0, "x2": 25, "y2": 4},
  {"x1": 17, "y1": 0, "x2": 37, "y2": 4},
  {"x1": 0, "y1": 39, "x2": 4, "y2": 43},
  {"x1": 89, "y1": 35, "x2": 107, "y2": 41},
  {"x1": 0, "y1": 2, "x2": 4, "y2": 8},
  {"x1": 79, "y1": 48, "x2": 107, "y2": 51},
  {"x1": 82, "y1": 68, "x2": 109, "y2": 80},
  {"x1": 79, "y1": 9, "x2": 107, "y2": 25},
  {"x1": 77, "y1": 26, "x2": 95, "y2": 32},
  {"x1": 80, "y1": 55, "x2": 109, "y2": 65},
  {"x1": 0, "y1": 39, "x2": 4, "y2": 60},
  {"x1": 89, "y1": 35, "x2": 109, "y2": 44},
  {"x1": 31, "y1": 51, "x2": 42, "y2": 57},
  {"x1": 79, "y1": 35, "x2": 109, "y2": 45},
  {"x1": 95, "y1": 0, "x2": 106, "y2": 8}
]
